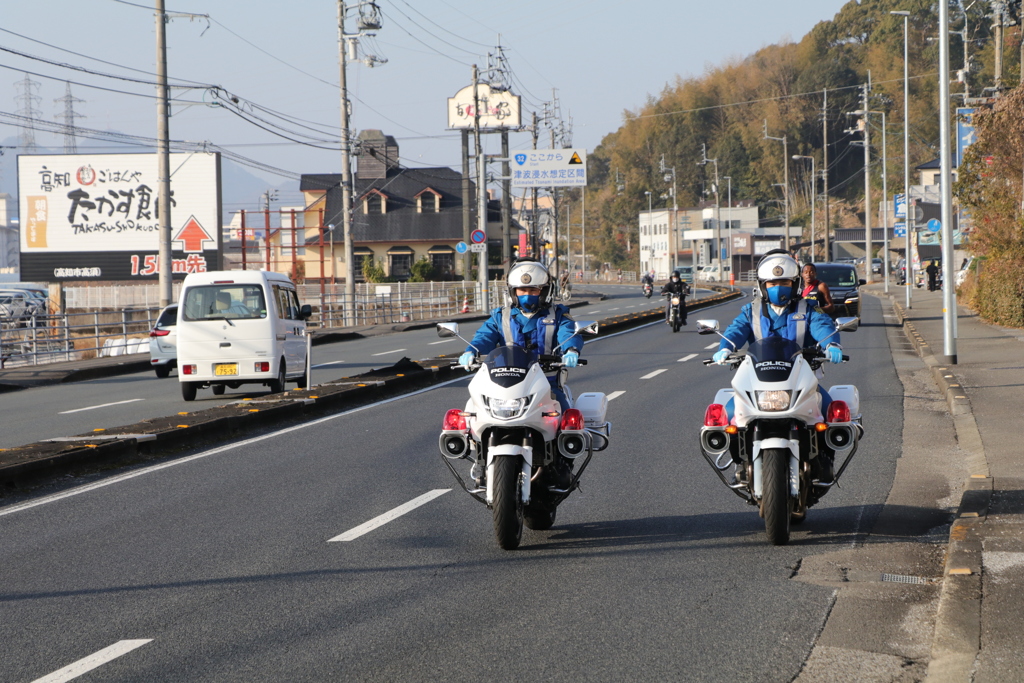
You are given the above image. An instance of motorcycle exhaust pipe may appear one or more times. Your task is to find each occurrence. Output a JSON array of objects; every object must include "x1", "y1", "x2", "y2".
[
  {"x1": 701, "y1": 428, "x2": 730, "y2": 455},
  {"x1": 438, "y1": 433, "x2": 469, "y2": 459},
  {"x1": 557, "y1": 432, "x2": 588, "y2": 459},
  {"x1": 824, "y1": 425, "x2": 854, "y2": 452}
]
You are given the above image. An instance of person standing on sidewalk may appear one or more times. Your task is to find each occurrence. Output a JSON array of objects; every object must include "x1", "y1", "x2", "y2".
[{"x1": 926, "y1": 260, "x2": 939, "y2": 291}]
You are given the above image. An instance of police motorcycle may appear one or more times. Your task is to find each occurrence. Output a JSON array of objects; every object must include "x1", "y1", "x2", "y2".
[
  {"x1": 696, "y1": 316, "x2": 862, "y2": 545},
  {"x1": 435, "y1": 320, "x2": 610, "y2": 550},
  {"x1": 643, "y1": 282, "x2": 654, "y2": 298}
]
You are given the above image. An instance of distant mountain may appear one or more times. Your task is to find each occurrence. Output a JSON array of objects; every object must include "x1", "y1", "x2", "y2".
[{"x1": 0, "y1": 134, "x2": 298, "y2": 225}]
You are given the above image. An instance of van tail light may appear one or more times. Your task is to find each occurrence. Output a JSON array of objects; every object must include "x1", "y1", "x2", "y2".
[
  {"x1": 826, "y1": 400, "x2": 851, "y2": 423},
  {"x1": 149, "y1": 328, "x2": 170, "y2": 337},
  {"x1": 182, "y1": 364, "x2": 197, "y2": 375},
  {"x1": 443, "y1": 409, "x2": 467, "y2": 431},
  {"x1": 255, "y1": 362, "x2": 270, "y2": 372},
  {"x1": 704, "y1": 403, "x2": 729, "y2": 427},
  {"x1": 560, "y1": 408, "x2": 585, "y2": 431}
]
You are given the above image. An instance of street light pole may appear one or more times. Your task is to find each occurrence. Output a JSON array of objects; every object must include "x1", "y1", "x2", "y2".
[
  {"x1": 700, "y1": 145, "x2": 721, "y2": 268},
  {"x1": 892, "y1": 9, "x2": 912, "y2": 309},
  {"x1": 764, "y1": 121, "x2": 790, "y2": 252},
  {"x1": 723, "y1": 176, "x2": 732, "y2": 280},
  {"x1": 645, "y1": 190, "x2": 653, "y2": 274},
  {"x1": 792, "y1": 155, "x2": 816, "y2": 262},
  {"x1": 938, "y1": 0, "x2": 958, "y2": 364}
]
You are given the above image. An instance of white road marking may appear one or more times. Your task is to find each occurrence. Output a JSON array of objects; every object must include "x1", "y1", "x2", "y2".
[
  {"x1": 589, "y1": 309, "x2": 602, "y2": 313},
  {"x1": 59, "y1": 398, "x2": 145, "y2": 415},
  {"x1": 606, "y1": 390, "x2": 626, "y2": 401},
  {"x1": 329, "y1": 489, "x2": 450, "y2": 542},
  {"x1": 678, "y1": 353, "x2": 698, "y2": 363},
  {"x1": 704, "y1": 342, "x2": 719, "y2": 350},
  {"x1": 429, "y1": 339, "x2": 457, "y2": 345},
  {"x1": 371, "y1": 348, "x2": 407, "y2": 356},
  {"x1": 640, "y1": 369, "x2": 667, "y2": 380},
  {"x1": 609, "y1": 307, "x2": 621, "y2": 311},
  {"x1": 32, "y1": 640, "x2": 152, "y2": 683},
  {"x1": 311, "y1": 360, "x2": 346, "y2": 368}
]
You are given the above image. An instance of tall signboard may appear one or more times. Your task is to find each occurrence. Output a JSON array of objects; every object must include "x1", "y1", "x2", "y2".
[
  {"x1": 447, "y1": 83, "x2": 521, "y2": 129},
  {"x1": 511, "y1": 149, "x2": 588, "y2": 188},
  {"x1": 955, "y1": 108, "x2": 976, "y2": 167},
  {"x1": 18, "y1": 153, "x2": 222, "y2": 281}
]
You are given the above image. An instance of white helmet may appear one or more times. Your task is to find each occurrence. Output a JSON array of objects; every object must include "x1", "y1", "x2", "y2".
[
  {"x1": 507, "y1": 259, "x2": 552, "y2": 308},
  {"x1": 755, "y1": 249, "x2": 802, "y2": 304}
]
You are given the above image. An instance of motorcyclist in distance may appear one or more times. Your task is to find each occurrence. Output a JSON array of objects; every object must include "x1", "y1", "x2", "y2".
[
  {"x1": 660, "y1": 271, "x2": 690, "y2": 325},
  {"x1": 712, "y1": 250, "x2": 843, "y2": 482},
  {"x1": 459, "y1": 259, "x2": 582, "y2": 412}
]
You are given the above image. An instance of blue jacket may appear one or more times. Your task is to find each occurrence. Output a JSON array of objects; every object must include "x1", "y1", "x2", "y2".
[
  {"x1": 467, "y1": 304, "x2": 582, "y2": 356},
  {"x1": 718, "y1": 298, "x2": 839, "y2": 352}
]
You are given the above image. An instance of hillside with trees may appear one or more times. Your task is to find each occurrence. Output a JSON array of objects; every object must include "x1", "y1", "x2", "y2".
[{"x1": 578, "y1": 0, "x2": 1013, "y2": 272}]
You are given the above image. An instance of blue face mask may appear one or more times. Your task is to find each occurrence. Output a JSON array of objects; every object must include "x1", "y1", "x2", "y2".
[
  {"x1": 767, "y1": 285, "x2": 793, "y2": 306},
  {"x1": 517, "y1": 294, "x2": 540, "y2": 309}
]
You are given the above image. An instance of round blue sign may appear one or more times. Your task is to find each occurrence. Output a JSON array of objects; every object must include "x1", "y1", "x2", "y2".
[
  {"x1": 927, "y1": 218, "x2": 941, "y2": 233},
  {"x1": 470, "y1": 230, "x2": 486, "y2": 244},
  {"x1": 455, "y1": 241, "x2": 468, "y2": 254}
]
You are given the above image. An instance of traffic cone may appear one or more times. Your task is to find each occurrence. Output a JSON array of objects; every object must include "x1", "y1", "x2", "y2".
[{"x1": 460, "y1": 296, "x2": 471, "y2": 313}]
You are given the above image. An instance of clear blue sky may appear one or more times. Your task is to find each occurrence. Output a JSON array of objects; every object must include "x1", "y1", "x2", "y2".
[{"x1": 1, "y1": 0, "x2": 851, "y2": 204}]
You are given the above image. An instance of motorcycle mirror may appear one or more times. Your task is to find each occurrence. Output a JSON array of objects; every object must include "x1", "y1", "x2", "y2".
[
  {"x1": 834, "y1": 316, "x2": 859, "y2": 332},
  {"x1": 574, "y1": 320, "x2": 599, "y2": 336},
  {"x1": 436, "y1": 322, "x2": 460, "y2": 338},
  {"x1": 696, "y1": 320, "x2": 720, "y2": 335}
]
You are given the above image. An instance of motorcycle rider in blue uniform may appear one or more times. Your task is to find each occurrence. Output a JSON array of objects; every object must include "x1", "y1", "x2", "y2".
[
  {"x1": 459, "y1": 258, "x2": 582, "y2": 412},
  {"x1": 713, "y1": 250, "x2": 843, "y2": 482}
]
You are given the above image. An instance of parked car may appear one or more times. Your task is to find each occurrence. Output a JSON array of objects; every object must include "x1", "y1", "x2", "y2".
[
  {"x1": 813, "y1": 262, "x2": 866, "y2": 319},
  {"x1": 672, "y1": 265, "x2": 694, "y2": 284},
  {"x1": 149, "y1": 304, "x2": 178, "y2": 378},
  {"x1": 0, "y1": 290, "x2": 40, "y2": 326},
  {"x1": 697, "y1": 264, "x2": 731, "y2": 282},
  {"x1": 871, "y1": 258, "x2": 883, "y2": 274}
]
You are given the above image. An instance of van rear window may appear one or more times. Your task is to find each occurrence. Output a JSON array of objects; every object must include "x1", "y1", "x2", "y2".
[{"x1": 182, "y1": 285, "x2": 267, "y2": 321}]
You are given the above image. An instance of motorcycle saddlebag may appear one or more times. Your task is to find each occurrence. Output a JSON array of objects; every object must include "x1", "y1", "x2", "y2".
[{"x1": 827, "y1": 384, "x2": 860, "y2": 418}]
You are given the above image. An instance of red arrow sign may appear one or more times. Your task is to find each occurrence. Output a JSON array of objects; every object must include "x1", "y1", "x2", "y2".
[{"x1": 173, "y1": 216, "x2": 215, "y2": 253}]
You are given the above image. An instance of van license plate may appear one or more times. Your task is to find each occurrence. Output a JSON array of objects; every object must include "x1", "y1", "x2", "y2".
[{"x1": 215, "y1": 364, "x2": 238, "y2": 376}]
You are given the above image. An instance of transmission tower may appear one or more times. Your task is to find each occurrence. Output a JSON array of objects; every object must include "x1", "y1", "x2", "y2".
[
  {"x1": 13, "y1": 73, "x2": 42, "y2": 153},
  {"x1": 54, "y1": 81, "x2": 86, "y2": 154}
]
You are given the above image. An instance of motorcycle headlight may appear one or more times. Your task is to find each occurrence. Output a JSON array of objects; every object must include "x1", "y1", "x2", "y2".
[
  {"x1": 484, "y1": 396, "x2": 530, "y2": 419},
  {"x1": 671, "y1": 297, "x2": 680, "y2": 305},
  {"x1": 756, "y1": 390, "x2": 792, "y2": 412}
]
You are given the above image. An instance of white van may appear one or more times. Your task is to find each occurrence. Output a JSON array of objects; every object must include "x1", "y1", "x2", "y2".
[{"x1": 176, "y1": 270, "x2": 312, "y2": 401}]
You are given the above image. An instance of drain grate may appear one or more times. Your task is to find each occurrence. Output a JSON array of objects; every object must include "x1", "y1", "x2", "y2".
[{"x1": 880, "y1": 573, "x2": 930, "y2": 584}]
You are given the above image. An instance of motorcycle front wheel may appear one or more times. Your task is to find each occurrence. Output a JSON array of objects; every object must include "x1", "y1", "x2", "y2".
[
  {"x1": 761, "y1": 448, "x2": 792, "y2": 545},
  {"x1": 492, "y1": 455, "x2": 524, "y2": 549}
]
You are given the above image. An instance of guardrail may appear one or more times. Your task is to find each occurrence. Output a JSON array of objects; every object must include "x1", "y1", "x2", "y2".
[{"x1": 0, "y1": 308, "x2": 160, "y2": 368}]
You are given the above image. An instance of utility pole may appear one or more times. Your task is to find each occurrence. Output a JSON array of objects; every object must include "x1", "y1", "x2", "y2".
[
  {"x1": 473, "y1": 65, "x2": 489, "y2": 309},
  {"x1": 939, "y1": 0, "x2": 958, "y2": 364},
  {"x1": 822, "y1": 90, "x2": 830, "y2": 261},
  {"x1": 462, "y1": 129, "x2": 471, "y2": 277},
  {"x1": 501, "y1": 131, "x2": 512, "y2": 273},
  {"x1": 530, "y1": 111, "x2": 539, "y2": 259},
  {"x1": 792, "y1": 155, "x2": 816, "y2": 262},
  {"x1": 763, "y1": 121, "x2": 790, "y2": 252},
  {"x1": 892, "y1": 9, "x2": 913, "y2": 309},
  {"x1": 660, "y1": 155, "x2": 678, "y2": 271},
  {"x1": 700, "y1": 145, "x2": 720, "y2": 267},
  {"x1": 994, "y1": 1, "x2": 1005, "y2": 89},
  {"x1": 862, "y1": 81, "x2": 873, "y2": 285},
  {"x1": 155, "y1": 0, "x2": 172, "y2": 307}
]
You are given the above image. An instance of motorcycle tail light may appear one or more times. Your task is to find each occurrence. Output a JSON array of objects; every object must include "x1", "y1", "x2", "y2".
[
  {"x1": 704, "y1": 403, "x2": 729, "y2": 427},
  {"x1": 560, "y1": 408, "x2": 585, "y2": 431},
  {"x1": 827, "y1": 400, "x2": 851, "y2": 423},
  {"x1": 443, "y1": 408, "x2": 468, "y2": 431}
]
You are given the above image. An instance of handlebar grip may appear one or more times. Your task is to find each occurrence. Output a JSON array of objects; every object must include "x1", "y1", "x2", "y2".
[
  {"x1": 577, "y1": 359, "x2": 588, "y2": 366},
  {"x1": 842, "y1": 354, "x2": 850, "y2": 361},
  {"x1": 702, "y1": 359, "x2": 715, "y2": 366}
]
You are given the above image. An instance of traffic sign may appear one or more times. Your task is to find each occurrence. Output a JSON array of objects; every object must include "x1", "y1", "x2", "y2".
[
  {"x1": 894, "y1": 222, "x2": 907, "y2": 237},
  {"x1": 470, "y1": 229, "x2": 486, "y2": 244},
  {"x1": 894, "y1": 194, "x2": 907, "y2": 219},
  {"x1": 455, "y1": 241, "x2": 468, "y2": 254},
  {"x1": 927, "y1": 218, "x2": 941, "y2": 233},
  {"x1": 511, "y1": 148, "x2": 588, "y2": 188},
  {"x1": 469, "y1": 243, "x2": 486, "y2": 253}
]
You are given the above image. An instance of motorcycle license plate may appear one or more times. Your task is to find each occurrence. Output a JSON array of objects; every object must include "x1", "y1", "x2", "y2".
[
  {"x1": 215, "y1": 363, "x2": 238, "y2": 376},
  {"x1": 671, "y1": 297, "x2": 680, "y2": 305}
]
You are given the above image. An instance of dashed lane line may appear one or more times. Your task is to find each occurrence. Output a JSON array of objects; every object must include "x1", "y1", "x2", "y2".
[
  {"x1": 640, "y1": 369, "x2": 667, "y2": 380},
  {"x1": 311, "y1": 360, "x2": 345, "y2": 368},
  {"x1": 371, "y1": 348, "x2": 407, "y2": 356},
  {"x1": 678, "y1": 353, "x2": 698, "y2": 362},
  {"x1": 329, "y1": 489, "x2": 451, "y2": 542},
  {"x1": 32, "y1": 640, "x2": 152, "y2": 683},
  {"x1": 429, "y1": 339, "x2": 457, "y2": 345},
  {"x1": 59, "y1": 398, "x2": 145, "y2": 415},
  {"x1": 704, "y1": 342, "x2": 719, "y2": 350},
  {"x1": 606, "y1": 391, "x2": 626, "y2": 401}
]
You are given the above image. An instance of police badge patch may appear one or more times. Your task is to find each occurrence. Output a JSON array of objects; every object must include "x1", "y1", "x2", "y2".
[
  {"x1": 772, "y1": 265, "x2": 784, "y2": 277},
  {"x1": 521, "y1": 273, "x2": 532, "y2": 284}
]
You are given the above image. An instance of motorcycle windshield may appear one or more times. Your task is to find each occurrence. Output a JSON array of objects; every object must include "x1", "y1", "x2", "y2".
[
  {"x1": 484, "y1": 345, "x2": 536, "y2": 388},
  {"x1": 746, "y1": 337, "x2": 802, "y2": 383}
]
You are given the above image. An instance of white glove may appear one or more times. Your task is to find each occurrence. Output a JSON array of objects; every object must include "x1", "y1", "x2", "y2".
[
  {"x1": 458, "y1": 351, "x2": 475, "y2": 369},
  {"x1": 713, "y1": 349, "x2": 731, "y2": 365}
]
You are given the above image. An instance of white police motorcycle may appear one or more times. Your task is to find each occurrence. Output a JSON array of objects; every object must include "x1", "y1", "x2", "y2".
[
  {"x1": 435, "y1": 320, "x2": 611, "y2": 550},
  {"x1": 697, "y1": 316, "x2": 862, "y2": 545}
]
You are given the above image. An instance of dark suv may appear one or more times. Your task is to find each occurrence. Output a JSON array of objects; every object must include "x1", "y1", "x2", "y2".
[{"x1": 812, "y1": 263, "x2": 866, "y2": 318}]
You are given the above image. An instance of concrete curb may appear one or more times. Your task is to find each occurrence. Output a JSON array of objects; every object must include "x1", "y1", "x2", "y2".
[
  {"x1": 882, "y1": 291, "x2": 990, "y2": 681},
  {"x1": 0, "y1": 290, "x2": 742, "y2": 491}
]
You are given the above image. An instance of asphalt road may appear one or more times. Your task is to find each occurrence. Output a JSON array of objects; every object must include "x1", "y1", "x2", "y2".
[
  {"x1": 0, "y1": 292, "x2": 903, "y2": 682},
  {"x1": 0, "y1": 285, "x2": 702, "y2": 449}
]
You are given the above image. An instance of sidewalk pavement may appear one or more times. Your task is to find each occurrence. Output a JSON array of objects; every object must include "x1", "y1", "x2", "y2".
[{"x1": 872, "y1": 283, "x2": 1024, "y2": 682}]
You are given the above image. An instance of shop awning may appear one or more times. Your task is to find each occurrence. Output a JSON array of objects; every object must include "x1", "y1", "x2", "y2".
[
  {"x1": 427, "y1": 245, "x2": 454, "y2": 254},
  {"x1": 353, "y1": 246, "x2": 374, "y2": 255},
  {"x1": 386, "y1": 245, "x2": 415, "y2": 254}
]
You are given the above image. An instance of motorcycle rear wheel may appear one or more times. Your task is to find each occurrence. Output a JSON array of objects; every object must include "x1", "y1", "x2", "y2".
[
  {"x1": 761, "y1": 448, "x2": 792, "y2": 545},
  {"x1": 492, "y1": 455, "x2": 524, "y2": 550}
]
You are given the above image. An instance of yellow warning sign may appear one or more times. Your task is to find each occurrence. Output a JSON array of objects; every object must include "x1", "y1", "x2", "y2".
[{"x1": 568, "y1": 152, "x2": 583, "y2": 165}]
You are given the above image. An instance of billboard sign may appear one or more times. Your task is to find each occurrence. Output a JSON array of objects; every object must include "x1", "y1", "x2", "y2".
[
  {"x1": 956, "y1": 108, "x2": 976, "y2": 167},
  {"x1": 18, "y1": 153, "x2": 221, "y2": 281},
  {"x1": 511, "y1": 149, "x2": 587, "y2": 188},
  {"x1": 447, "y1": 83, "x2": 522, "y2": 129}
]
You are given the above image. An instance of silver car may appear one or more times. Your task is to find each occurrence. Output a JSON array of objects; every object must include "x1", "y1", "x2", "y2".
[{"x1": 148, "y1": 304, "x2": 178, "y2": 378}]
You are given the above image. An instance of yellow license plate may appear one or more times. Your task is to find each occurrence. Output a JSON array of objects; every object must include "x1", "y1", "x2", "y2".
[{"x1": 215, "y1": 363, "x2": 238, "y2": 376}]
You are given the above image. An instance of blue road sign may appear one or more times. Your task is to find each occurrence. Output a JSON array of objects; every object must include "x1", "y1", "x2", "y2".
[
  {"x1": 894, "y1": 194, "x2": 907, "y2": 219},
  {"x1": 455, "y1": 241, "x2": 468, "y2": 254},
  {"x1": 927, "y1": 218, "x2": 941, "y2": 233},
  {"x1": 470, "y1": 229, "x2": 486, "y2": 244},
  {"x1": 894, "y1": 222, "x2": 907, "y2": 237}
]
